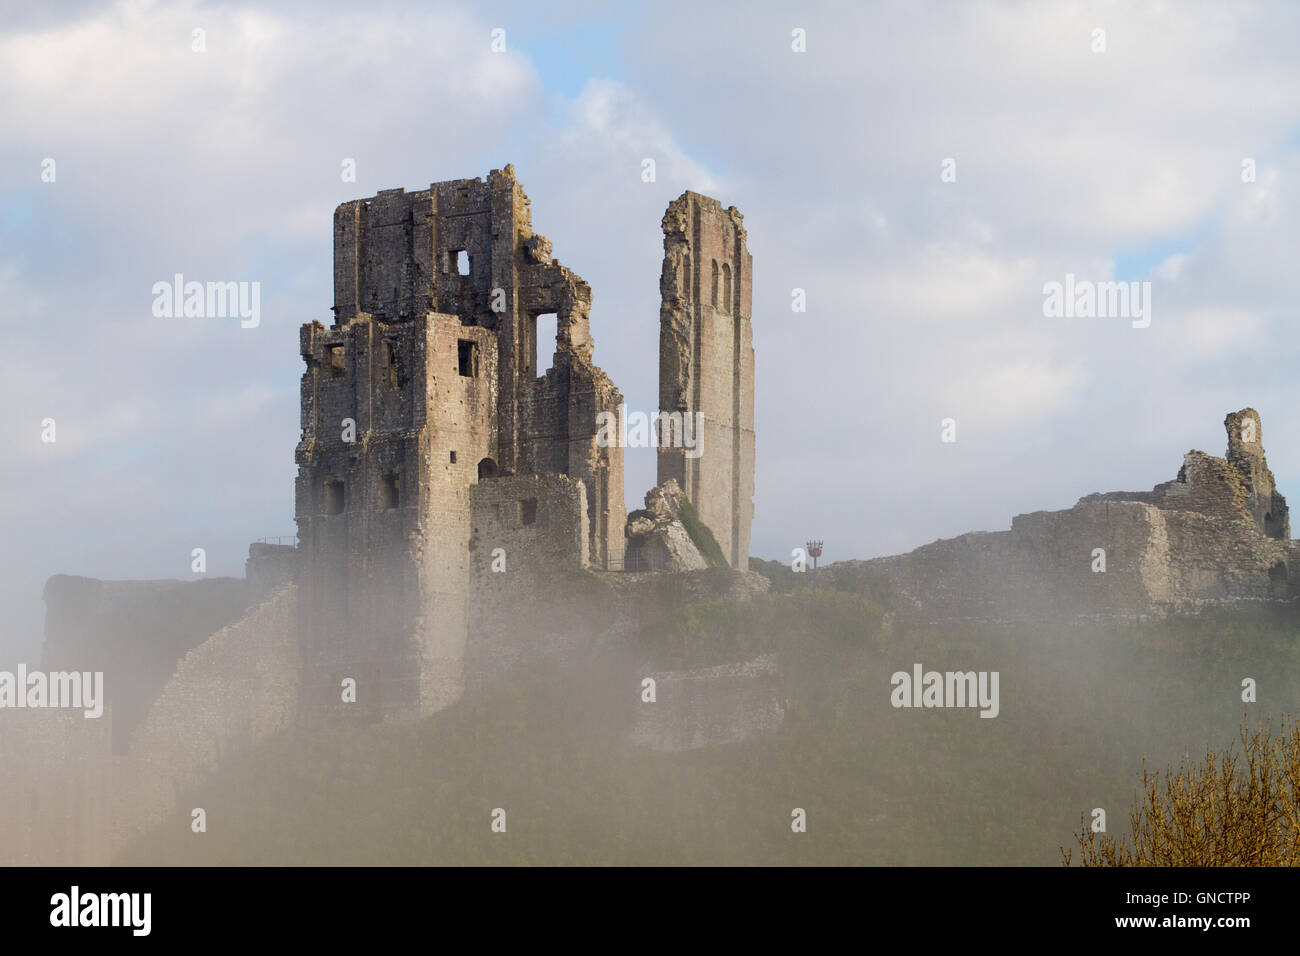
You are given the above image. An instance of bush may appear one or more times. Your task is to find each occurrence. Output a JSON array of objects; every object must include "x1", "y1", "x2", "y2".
[{"x1": 1065, "y1": 715, "x2": 1300, "y2": 866}]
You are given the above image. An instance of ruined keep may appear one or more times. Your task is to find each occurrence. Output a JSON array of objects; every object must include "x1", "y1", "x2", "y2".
[
  {"x1": 657, "y1": 192, "x2": 756, "y2": 569},
  {"x1": 295, "y1": 166, "x2": 637, "y2": 721}
]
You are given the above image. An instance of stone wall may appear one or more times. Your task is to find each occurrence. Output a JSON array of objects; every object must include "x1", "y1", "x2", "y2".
[
  {"x1": 111, "y1": 585, "x2": 298, "y2": 854},
  {"x1": 630, "y1": 654, "x2": 785, "y2": 752},
  {"x1": 295, "y1": 311, "x2": 499, "y2": 722},
  {"x1": 41, "y1": 574, "x2": 249, "y2": 751},
  {"x1": 657, "y1": 191, "x2": 755, "y2": 570},
  {"x1": 246, "y1": 542, "x2": 298, "y2": 604},
  {"x1": 329, "y1": 167, "x2": 625, "y2": 568},
  {"x1": 467, "y1": 474, "x2": 602, "y2": 684},
  {"x1": 832, "y1": 409, "x2": 1297, "y2": 624}
]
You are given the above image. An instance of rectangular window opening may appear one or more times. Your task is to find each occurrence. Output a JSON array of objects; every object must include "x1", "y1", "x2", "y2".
[
  {"x1": 534, "y1": 313, "x2": 557, "y2": 376},
  {"x1": 329, "y1": 345, "x2": 346, "y2": 379},
  {"x1": 324, "y1": 478, "x2": 345, "y2": 515},
  {"x1": 521, "y1": 498, "x2": 537, "y2": 526},
  {"x1": 380, "y1": 473, "x2": 399, "y2": 510},
  {"x1": 384, "y1": 340, "x2": 400, "y2": 387},
  {"x1": 457, "y1": 339, "x2": 479, "y2": 377},
  {"x1": 451, "y1": 249, "x2": 470, "y2": 276}
]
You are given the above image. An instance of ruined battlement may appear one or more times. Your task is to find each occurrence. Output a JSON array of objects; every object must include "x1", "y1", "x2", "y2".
[{"x1": 833, "y1": 409, "x2": 1296, "y2": 624}]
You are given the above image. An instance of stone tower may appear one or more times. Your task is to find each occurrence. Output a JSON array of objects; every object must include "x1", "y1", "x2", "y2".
[
  {"x1": 1224, "y1": 407, "x2": 1289, "y2": 538},
  {"x1": 296, "y1": 166, "x2": 624, "y2": 722},
  {"x1": 656, "y1": 192, "x2": 755, "y2": 569}
]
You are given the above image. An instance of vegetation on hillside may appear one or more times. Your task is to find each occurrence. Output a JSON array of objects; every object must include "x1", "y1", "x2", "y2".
[
  {"x1": 116, "y1": 578, "x2": 1300, "y2": 866},
  {"x1": 1065, "y1": 715, "x2": 1300, "y2": 866}
]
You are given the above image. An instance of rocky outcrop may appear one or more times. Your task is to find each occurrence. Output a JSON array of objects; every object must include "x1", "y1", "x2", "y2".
[{"x1": 624, "y1": 479, "x2": 709, "y2": 572}]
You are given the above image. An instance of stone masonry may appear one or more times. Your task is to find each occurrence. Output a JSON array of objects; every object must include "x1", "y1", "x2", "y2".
[
  {"x1": 657, "y1": 192, "x2": 756, "y2": 569},
  {"x1": 832, "y1": 409, "x2": 1298, "y2": 623},
  {"x1": 297, "y1": 167, "x2": 629, "y2": 722},
  {"x1": 7, "y1": 171, "x2": 766, "y2": 863}
]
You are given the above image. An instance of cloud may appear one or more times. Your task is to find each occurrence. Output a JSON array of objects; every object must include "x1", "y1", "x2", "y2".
[{"x1": 4, "y1": 0, "x2": 1300, "y2": 647}]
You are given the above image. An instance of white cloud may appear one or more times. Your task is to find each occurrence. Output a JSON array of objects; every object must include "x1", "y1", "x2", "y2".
[{"x1": 4, "y1": 0, "x2": 1300, "y2": 645}]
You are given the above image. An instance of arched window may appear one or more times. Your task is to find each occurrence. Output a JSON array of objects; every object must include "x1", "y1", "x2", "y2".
[
  {"x1": 477, "y1": 457, "x2": 499, "y2": 480},
  {"x1": 711, "y1": 260, "x2": 719, "y2": 307},
  {"x1": 721, "y1": 262, "x2": 732, "y2": 313}
]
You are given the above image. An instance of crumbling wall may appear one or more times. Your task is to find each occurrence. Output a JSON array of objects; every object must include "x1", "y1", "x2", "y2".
[
  {"x1": 41, "y1": 574, "x2": 249, "y2": 751},
  {"x1": 625, "y1": 479, "x2": 710, "y2": 572},
  {"x1": 112, "y1": 585, "x2": 298, "y2": 855},
  {"x1": 329, "y1": 167, "x2": 625, "y2": 568},
  {"x1": 630, "y1": 654, "x2": 785, "y2": 752},
  {"x1": 466, "y1": 474, "x2": 601, "y2": 684},
  {"x1": 246, "y1": 542, "x2": 298, "y2": 604},
  {"x1": 657, "y1": 191, "x2": 754, "y2": 569},
  {"x1": 833, "y1": 409, "x2": 1295, "y2": 623},
  {"x1": 296, "y1": 310, "x2": 498, "y2": 722}
]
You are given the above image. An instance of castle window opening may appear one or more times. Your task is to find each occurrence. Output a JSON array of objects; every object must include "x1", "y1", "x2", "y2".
[
  {"x1": 323, "y1": 478, "x2": 345, "y2": 515},
  {"x1": 478, "y1": 457, "x2": 498, "y2": 479},
  {"x1": 329, "y1": 345, "x2": 346, "y2": 379},
  {"x1": 450, "y1": 451, "x2": 457, "y2": 464},
  {"x1": 380, "y1": 473, "x2": 399, "y2": 510},
  {"x1": 457, "y1": 339, "x2": 479, "y2": 377},
  {"x1": 384, "y1": 339, "x2": 402, "y2": 387},
  {"x1": 711, "y1": 260, "x2": 719, "y2": 307},
  {"x1": 721, "y1": 262, "x2": 732, "y2": 312},
  {"x1": 521, "y1": 498, "x2": 538, "y2": 525},
  {"x1": 534, "y1": 313, "x2": 557, "y2": 375},
  {"x1": 453, "y1": 249, "x2": 470, "y2": 276}
]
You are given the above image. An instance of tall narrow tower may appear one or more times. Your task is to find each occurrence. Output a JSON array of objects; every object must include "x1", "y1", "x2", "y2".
[{"x1": 657, "y1": 192, "x2": 755, "y2": 569}]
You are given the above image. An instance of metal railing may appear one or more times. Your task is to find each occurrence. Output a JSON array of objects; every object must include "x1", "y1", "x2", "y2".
[{"x1": 603, "y1": 547, "x2": 653, "y2": 572}]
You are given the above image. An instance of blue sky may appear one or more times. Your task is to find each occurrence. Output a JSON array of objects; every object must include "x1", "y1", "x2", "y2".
[{"x1": 4, "y1": 0, "x2": 1300, "y2": 661}]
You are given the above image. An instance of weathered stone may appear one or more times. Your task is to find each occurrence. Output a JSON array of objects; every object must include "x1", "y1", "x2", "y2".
[
  {"x1": 833, "y1": 409, "x2": 1296, "y2": 623},
  {"x1": 624, "y1": 479, "x2": 709, "y2": 572},
  {"x1": 630, "y1": 654, "x2": 785, "y2": 752},
  {"x1": 8, "y1": 169, "x2": 768, "y2": 864},
  {"x1": 656, "y1": 193, "x2": 755, "y2": 569},
  {"x1": 298, "y1": 167, "x2": 628, "y2": 722}
]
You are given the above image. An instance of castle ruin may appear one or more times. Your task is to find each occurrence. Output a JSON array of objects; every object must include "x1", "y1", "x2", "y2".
[
  {"x1": 295, "y1": 167, "x2": 752, "y2": 721},
  {"x1": 833, "y1": 408, "x2": 1297, "y2": 623},
  {"x1": 657, "y1": 193, "x2": 756, "y2": 569}
]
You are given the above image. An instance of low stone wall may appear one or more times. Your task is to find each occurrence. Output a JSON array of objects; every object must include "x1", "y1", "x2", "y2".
[
  {"x1": 630, "y1": 654, "x2": 785, "y2": 752},
  {"x1": 41, "y1": 574, "x2": 250, "y2": 751},
  {"x1": 111, "y1": 585, "x2": 299, "y2": 855},
  {"x1": 832, "y1": 495, "x2": 1295, "y2": 625}
]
